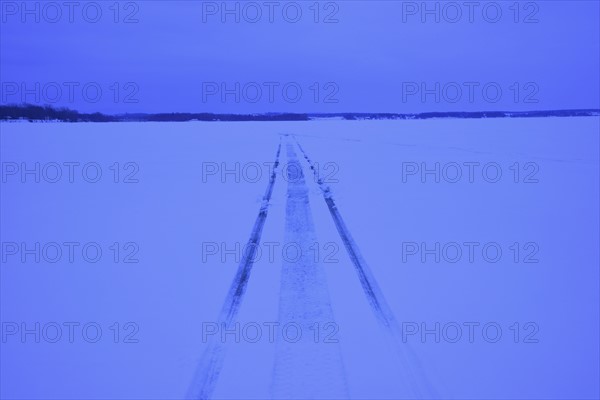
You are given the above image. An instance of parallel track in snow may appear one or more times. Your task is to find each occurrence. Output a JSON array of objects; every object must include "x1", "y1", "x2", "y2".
[
  {"x1": 188, "y1": 135, "x2": 438, "y2": 399},
  {"x1": 187, "y1": 140, "x2": 282, "y2": 400},
  {"x1": 271, "y1": 141, "x2": 348, "y2": 399},
  {"x1": 293, "y1": 135, "x2": 438, "y2": 399}
]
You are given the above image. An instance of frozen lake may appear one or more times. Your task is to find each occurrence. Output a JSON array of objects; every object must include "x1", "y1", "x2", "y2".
[{"x1": 1, "y1": 117, "x2": 599, "y2": 399}]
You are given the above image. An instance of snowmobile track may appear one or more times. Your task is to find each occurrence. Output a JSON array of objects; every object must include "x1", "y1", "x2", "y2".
[
  {"x1": 187, "y1": 140, "x2": 282, "y2": 400},
  {"x1": 293, "y1": 135, "x2": 438, "y2": 399}
]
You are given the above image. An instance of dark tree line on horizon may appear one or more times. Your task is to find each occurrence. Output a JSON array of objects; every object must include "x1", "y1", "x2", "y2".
[
  {"x1": 0, "y1": 104, "x2": 116, "y2": 122},
  {"x1": 0, "y1": 104, "x2": 310, "y2": 122},
  {"x1": 0, "y1": 104, "x2": 597, "y2": 122}
]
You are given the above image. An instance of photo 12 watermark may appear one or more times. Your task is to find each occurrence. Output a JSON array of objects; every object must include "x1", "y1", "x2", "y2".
[
  {"x1": 1, "y1": 82, "x2": 140, "y2": 105},
  {"x1": 1, "y1": 162, "x2": 140, "y2": 184},
  {"x1": 1, "y1": 321, "x2": 140, "y2": 343},
  {"x1": 401, "y1": 82, "x2": 540, "y2": 105},
  {"x1": 400, "y1": 2, "x2": 540, "y2": 24},
  {"x1": 201, "y1": 82, "x2": 340, "y2": 104},
  {"x1": 401, "y1": 321, "x2": 539, "y2": 344},
  {"x1": 202, "y1": 321, "x2": 339, "y2": 343},
  {"x1": 201, "y1": 241, "x2": 340, "y2": 264},
  {"x1": 200, "y1": 1, "x2": 340, "y2": 24},
  {"x1": 400, "y1": 241, "x2": 540, "y2": 264},
  {"x1": 1, "y1": 242, "x2": 140, "y2": 264},
  {"x1": 400, "y1": 161, "x2": 540, "y2": 184},
  {"x1": 0, "y1": 1, "x2": 141, "y2": 24},
  {"x1": 201, "y1": 161, "x2": 338, "y2": 184}
]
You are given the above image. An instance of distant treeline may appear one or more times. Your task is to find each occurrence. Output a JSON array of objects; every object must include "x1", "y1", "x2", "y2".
[
  {"x1": 316, "y1": 110, "x2": 600, "y2": 119},
  {"x1": 131, "y1": 112, "x2": 310, "y2": 121},
  {"x1": 0, "y1": 105, "x2": 309, "y2": 122},
  {"x1": 0, "y1": 104, "x2": 117, "y2": 122},
  {"x1": 1, "y1": 104, "x2": 598, "y2": 122}
]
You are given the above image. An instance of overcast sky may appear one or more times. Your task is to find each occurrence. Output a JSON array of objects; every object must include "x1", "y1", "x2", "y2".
[{"x1": 1, "y1": 1, "x2": 599, "y2": 114}]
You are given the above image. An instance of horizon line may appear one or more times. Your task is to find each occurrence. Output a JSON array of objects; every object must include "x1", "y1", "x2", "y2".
[{"x1": 1, "y1": 105, "x2": 599, "y2": 123}]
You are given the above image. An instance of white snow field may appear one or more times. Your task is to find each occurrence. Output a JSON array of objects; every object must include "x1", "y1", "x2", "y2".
[{"x1": 1, "y1": 118, "x2": 599, "y2": 399}]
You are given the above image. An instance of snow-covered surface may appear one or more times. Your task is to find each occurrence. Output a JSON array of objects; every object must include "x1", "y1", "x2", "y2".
[{"x1": 1, "y1": 118, "x2": 599, "y2": 399}]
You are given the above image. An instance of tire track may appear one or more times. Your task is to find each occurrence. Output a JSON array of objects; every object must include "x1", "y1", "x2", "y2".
[
  {"x1": 187, "y1": 140, "x2": 282, "y2": 400},
  {"x1": 293, "y1": 136, "x2": 438, "y2": 399},
  {"x1": 271, "y1": 140, "x2": 349, "y2": 399}
]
